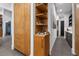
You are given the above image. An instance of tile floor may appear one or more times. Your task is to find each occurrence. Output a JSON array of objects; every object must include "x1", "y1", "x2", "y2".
[
  {"x1": 51, "y1": 37, "x2": 73, "y2": 56},
  {"x1": 0, "y1": 36, "x2": 24, "y2": 56}
]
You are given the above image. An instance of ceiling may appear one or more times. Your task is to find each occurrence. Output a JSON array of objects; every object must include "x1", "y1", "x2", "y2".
[{"x1": 54, "y1": 3, "x2": 72, "y2": 15}]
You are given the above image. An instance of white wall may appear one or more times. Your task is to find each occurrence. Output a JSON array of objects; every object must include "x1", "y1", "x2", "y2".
[
  {"x1": 72, "y1": 3, "x2": 76, "y2": 55},
  {"x1": 48, "y1": 3, "x2": 57, "y2": 55},
  {"x1": 30, "y1": 3, "x2": 34, "y2": 56},
  {"x1": 0, "y1": 3, "x2": 13, "y2": 49},
  {"x1": 3, "y1": 9, "x2": 12, "y2": 37},
  {"x1": 2, "y1": 3, "x2": 13, "y2": 11},
  {"x1": 0, "y1": 8, "x2": 2, "y2": 14}
]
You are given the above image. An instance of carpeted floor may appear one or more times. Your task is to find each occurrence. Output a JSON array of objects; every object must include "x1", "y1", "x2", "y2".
[
  {"x1": 0, "y1": 36, "x2": 24, "y2": 56},
  {"x1": 51, "y1": 37, "x2": 73, "y2": 56}
]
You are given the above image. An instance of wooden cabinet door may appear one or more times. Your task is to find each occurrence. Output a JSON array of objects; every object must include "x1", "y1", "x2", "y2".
[
  {"x1": 75, "y1": 4, "x2": 79, "y2": 55},
  {"x1": 24, "y1": 4, "x2": 31, "y2": 55},
  {"x1": 34, "y1": 36, "x2": 45, "y2": 56},
  {"x1": 14, "y1": 3, "x2": 30, "y2": 55},
  {"x1": 14, "y1": 3, "x2": 26, "y2": 54}
]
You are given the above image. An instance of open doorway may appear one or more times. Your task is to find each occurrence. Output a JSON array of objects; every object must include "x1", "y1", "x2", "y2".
[
  {"x1": 0, "y1": 3, "x2": 25, "y2": 56},
  {"x1": 3, "y1": 21, "x2": 12, "y2": 48},
  {"x1": 60, "y1": 21, "x2": 64, "y2": 37},
  {"x1": 6, "y1": 21, "x2": 11, "y2": 36},
  {"x1": 2, "y1": 9, "x2": 12, "y2": 49}
]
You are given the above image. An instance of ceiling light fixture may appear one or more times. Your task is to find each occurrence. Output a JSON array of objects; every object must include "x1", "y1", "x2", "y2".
[{"x1": 59, "y1": 9, "x2": 62, "y2": 12}]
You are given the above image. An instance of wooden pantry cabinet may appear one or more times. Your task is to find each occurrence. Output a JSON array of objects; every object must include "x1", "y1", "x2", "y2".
[
  {"x1": 75, "y1": 4, "x2": 79, "y2": 55},
  {"x1": 34, "y1": 33, "x2": 49, "y2": 56},
  {"x1": 34, "y1": 3, "x2": 50, "y2": 56},
  {"x1": 14, "y1": 3, "x2": 31, "y2": 55}
]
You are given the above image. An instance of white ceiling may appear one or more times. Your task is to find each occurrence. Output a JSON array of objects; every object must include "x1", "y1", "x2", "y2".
[{"x1": 54, "y1": 3, "x2": 72, "y2": 15}]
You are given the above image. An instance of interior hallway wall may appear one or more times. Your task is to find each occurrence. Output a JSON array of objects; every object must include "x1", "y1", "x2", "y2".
[
  {"x1": 48, "y1": 3, "x2": 57, "y2": 55},
  {"x1": 3, "y1": 9, "x2": 12, "y2": 37},
  {"x1": 72, "y1": 3, "x2": 75, "y2": 55},
  {"x1": 0, "y1": 8, "x2": 2, "y2": 14}
]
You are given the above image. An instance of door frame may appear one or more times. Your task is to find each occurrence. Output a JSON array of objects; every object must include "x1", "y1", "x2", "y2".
[
  {"x1": 59, "y1": 20, "x2": 65, "y2": 38},
  {"x1": 11, "y1": 3, "x2": 14, "y2": 50}
]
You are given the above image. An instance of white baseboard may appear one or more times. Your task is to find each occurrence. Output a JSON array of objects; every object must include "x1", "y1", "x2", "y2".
[{"x1": 72, "y1": 48, "x2": 76, "y2": 55}]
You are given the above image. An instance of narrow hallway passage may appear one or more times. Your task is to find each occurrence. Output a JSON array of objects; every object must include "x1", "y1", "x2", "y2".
[
  {"x1": 51, "y1": 37, "x2": 73, "y2": 56},
  {"x1": 0, "y1": 36, "x2": 24, "y2": 56}
]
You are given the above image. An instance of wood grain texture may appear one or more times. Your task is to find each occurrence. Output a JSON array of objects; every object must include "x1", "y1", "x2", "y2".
[
  {"x1": 35, "y1": 3, "x2": 48, "y2": 34},
  {"x1": 34, "y1": 3, "x2": 49, "y2": 56},
  {"x1": 75, "y1": 5, "x2": 79, "y2": 55},
  {"x1": 24, "y1": 4, "x2": 31, "y2": 55},
  {"x1": 34, "y1": 34, "x2": 49, "y2": 56},
  {"x1": 14, "y1": 3, "x2": 31, "y2": 55}
]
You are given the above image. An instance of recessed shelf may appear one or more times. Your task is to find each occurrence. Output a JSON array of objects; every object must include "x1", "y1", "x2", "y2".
[
  {"x1": 36, "y1": 13, "x2": 47, "y2": 19},
  {"x1": 36, "y1": 24, "x2": 47, "y2": 26},
  {"x1": 35, "y1": 3, "x2": 48, "y2": 34},
  {"x1": 36, "y1": 4, "x2": 47, "y2": 12}
]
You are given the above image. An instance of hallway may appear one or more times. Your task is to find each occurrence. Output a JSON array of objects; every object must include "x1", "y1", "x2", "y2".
[
  {"x1": 0, "y1": 36, "x2": 24, "y2": 56},
  {"x1": 51, "y1": 37, "x2": 73, "y2": 56}
]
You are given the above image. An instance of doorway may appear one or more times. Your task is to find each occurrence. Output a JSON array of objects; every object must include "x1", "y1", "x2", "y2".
[
  {"x1": 6, "y1": 21, "x2": 11, "y2": 36},
  {"x1": 60, "y1": 21, "x2": 64, "y2": 37}
]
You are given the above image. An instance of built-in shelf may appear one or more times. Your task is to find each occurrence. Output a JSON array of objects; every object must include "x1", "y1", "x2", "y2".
[
  {"x1": 36, "y1": 4, "x2": 47, "y2": 12},
  {"x1": 34, "y1": 3, "x2": 49, "y2": 56},
  {"x1": 36, "y1": 24, "x2": 47, "y2": 26},
  {"x1": 35, "y1": 3, "x2": 48, "y2": 33},
  {"x1": 36, "y1": 14, "x2": 47, "y2": 19}
]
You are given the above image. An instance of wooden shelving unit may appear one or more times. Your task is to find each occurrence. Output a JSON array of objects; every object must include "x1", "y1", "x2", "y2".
[
  {"x1": 35, "y1": 3, "x2": 48, "y2": 33},
  {"x1": 34, "y1": 3, "x2": 50, "y2": 56},
  {"x1": 36, "y1": 3, "x2": 47, "y2": 13},
  {"x1": 0, "y1": 15, "x2": 2, "y2": 37}
]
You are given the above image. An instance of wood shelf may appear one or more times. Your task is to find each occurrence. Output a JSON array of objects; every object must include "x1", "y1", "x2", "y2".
[
  {"x1": 34, "y1": 3, "x2": 49, "y2": 56},
  {"x1": 36, "y1": 13, "x2": 47, "y2": 19},
  {"x1": 36, "y1": 23, "x2": 47, "y2": 26},
  {"x1": 36, "y1": 4, "x2": 47, "y2": 12},
  {"x1": 35, "y1": 3, "x2": 48, "y2": 33}
]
